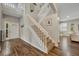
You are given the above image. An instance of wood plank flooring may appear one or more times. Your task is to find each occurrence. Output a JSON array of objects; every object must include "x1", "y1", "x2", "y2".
[{"x1": 0, "y1": 36, "x2": 79, "y2": 56}]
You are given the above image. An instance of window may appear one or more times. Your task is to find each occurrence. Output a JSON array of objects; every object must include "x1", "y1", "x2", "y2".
[
  {"x1": 6, "y1": 23, "x2": 8, "y2": 37},
  {"x1": 60, "y1": 23, "x2": 67, "y2": 32}
]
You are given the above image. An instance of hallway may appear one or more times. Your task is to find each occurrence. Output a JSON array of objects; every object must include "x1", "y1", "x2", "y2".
[{"x1": 0, "y1": 37, "x2": 79, "y2": 56}]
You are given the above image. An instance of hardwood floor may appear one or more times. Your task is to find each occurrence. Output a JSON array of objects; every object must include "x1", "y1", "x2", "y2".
[{"x1": 0, "y1": 37, "x2": 79, "y2": 56}]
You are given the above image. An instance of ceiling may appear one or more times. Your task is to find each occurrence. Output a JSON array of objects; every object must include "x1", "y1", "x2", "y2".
[{"x1": 55, "y1": 3, "x2": 79, "y2": 22}]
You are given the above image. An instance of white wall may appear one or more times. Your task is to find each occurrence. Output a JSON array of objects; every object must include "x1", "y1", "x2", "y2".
[
  {"x1": 20, "y1": 4, "x2": 30, "y2": 42},
  {"x1": 41, "y1": 14, "x2": 59, "y2": 43},
  {"x1": 0, "y1": 4, "x2": 2, "y2": 31},
  {"x1": 4, "y1": 15, "x2": 19, "y2": 23}
]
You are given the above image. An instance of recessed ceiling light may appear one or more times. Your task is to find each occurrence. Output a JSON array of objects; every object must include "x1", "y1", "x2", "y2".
[{"x1": 67, "y1": 16, "x2": 69, "y2": 18}]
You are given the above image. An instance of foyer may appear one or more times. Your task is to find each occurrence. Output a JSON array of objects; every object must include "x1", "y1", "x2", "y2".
[{"x1": 0, "y1": 3, "x2": 79, "y2": 56}]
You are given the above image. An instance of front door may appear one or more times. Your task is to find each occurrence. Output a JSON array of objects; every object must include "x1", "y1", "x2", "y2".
[{"x1": 4, "y1": 21, "x2": 19, "y2": 40}]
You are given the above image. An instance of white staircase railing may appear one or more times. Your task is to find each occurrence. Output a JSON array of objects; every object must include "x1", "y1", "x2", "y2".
[
  {"x1": 36, "y1": 3, "x2": 57, "y2": 24},
  {"x1": 37, "y1": 4, "x2": 49, "y2": 22},
  {"x1": 30, "y1": 3, "x2": 57, "y2": 24}
]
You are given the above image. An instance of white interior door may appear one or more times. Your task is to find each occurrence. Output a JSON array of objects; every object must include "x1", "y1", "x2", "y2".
[{"x1": 10, "y1": 22, "x2": 19, "y2": 39}]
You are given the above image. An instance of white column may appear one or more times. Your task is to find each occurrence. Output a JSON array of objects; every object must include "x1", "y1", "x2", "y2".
[{"x1": 20, "y1": 4, "x2": 31, "y2": 42}]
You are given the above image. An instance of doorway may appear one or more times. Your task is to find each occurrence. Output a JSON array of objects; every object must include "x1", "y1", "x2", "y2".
[{"x1": 4, "y1": 17, "x2": 20, "y2": 40}]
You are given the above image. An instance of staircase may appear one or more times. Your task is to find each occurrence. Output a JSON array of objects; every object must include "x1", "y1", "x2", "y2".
[
  {"x1": 27, "y1": 15, "x2": 58, "y2": 52},
  {"x1": 26, "y1": 3, "x2": 58, "y2": 53},
  {"x1": 32, "y1": 25, "x2": 55, "y2": 51}
]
